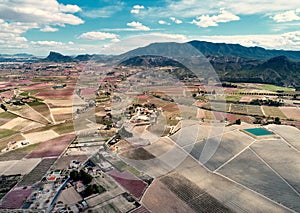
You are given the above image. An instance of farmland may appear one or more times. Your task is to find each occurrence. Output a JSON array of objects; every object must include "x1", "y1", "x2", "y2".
[
  {"x1": 26, "y1": 134, "x2": 75, "y2": 158},
  {"x1": 218, "y1": 149, "x2": 300, "y2": 212},
  {"x1": 0, "y1": 187, "x2": 33, "y2": 209},
  {"x1": 0, "y1": 56, "x2": 299, "y2": 213},
  {"x1": 160, "y1": 173, "x2": 231, "y2": 212},
  {"x1": 18, "y1": 158, "x2": 57, "y2": 186},
  {"x1": 263, "y1": 106, "x2": 287, "y2": 119},
  {"x1": 108, "y1": 169, "x2": 148, "y2": 200},
  {"x1": 142, "y1": 180, "x2": 195, "y2": 213}
]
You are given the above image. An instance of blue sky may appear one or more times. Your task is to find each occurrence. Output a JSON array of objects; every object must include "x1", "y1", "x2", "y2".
[{"x1": 1, "y1": 0, "x2": 300, "y2": 55}]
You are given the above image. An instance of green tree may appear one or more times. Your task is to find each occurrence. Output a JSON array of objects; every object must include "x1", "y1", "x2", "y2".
[
  {"x1": 79, "y1": 170, "x2": 93, "y2": 185},
  {"x1": 70, "y1": 170, "x2": 79, "y2": 181},
  {"x1": 235, "y1": 119, "x2": 241, "y2": 125},
  {"x1": 274, "y1": 117, "x2": 281, "y2": 124}
]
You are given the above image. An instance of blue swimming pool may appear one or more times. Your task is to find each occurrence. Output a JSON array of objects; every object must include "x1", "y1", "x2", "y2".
[{"x1": 244, "y1": 128, "x2": 274, "y2": 136}]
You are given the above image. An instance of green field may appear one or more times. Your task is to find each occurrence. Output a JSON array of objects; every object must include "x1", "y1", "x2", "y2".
[
  {"x1": 0, "y1": 112, "x2": 18, "y2": 119},
  {"x1": 0, "y1": 129, "x2": 18, "y2": 139},
  {"x1": 263, "y1": 106, "x2": 287, "y2": 119},
  {"x1": 260, "y1": 84, "x2": 295, "y2": 92}
]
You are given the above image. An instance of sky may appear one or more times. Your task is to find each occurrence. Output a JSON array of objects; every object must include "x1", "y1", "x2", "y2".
[{"x1": 1, "y1": 0, "x2": 300, "y2": 56}]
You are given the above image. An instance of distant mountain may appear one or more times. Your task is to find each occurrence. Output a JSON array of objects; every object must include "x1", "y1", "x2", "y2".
[
  {"x1": 74, "y1": 54, "x2": 93, "y2": 61},
  {"x1": 0, "y1": 53, "x2": 39, "y2": 62},
  {"x1": 43, "y1": 51, "x2": 74, "y2": 62},
  {"x1": 188, "y1": 40, "x2": 300, "y2": 61},
  {"x1": 211, "y1": 55, "x2": 300, "y2": 87},
  {"x1": 119, "y1": 42, "x2": 300, "y2": 87}
]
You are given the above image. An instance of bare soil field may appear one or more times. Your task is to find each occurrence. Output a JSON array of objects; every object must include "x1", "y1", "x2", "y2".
[
  {"x1": 28, "y1": 102, "x2": 53, "y2": 122},
  {"x1": 280, "y1": 107, "x2": 300, "y2": 121},
  {"x1": 52, "y1": 113, "x2": 73, "y2": 122},
  {"x1": 56, "y1": 187, "x2": 82, "y2": 205},
  {"x1": 45, "y1": 99, "x2": 74, "y2": 107},
  {"x1": 219, "y1": 149, "x2": 300, "y2": 212},
  {"x1": 251, "y1": 139, "x2": 300, "y2": 193},
  {"x1": 0, "y1": 117, "x2": 32, "y2": 131},
  {"x1": 23, "y1": 130, "x2": 60, "y2": 144},
  {"x1": 0, "y1": 158, "x2": 41, "y2": 176},
  {"x1": 268, "y1": 124, "x2": 300, "y2": 150},
  {"x1": 142, "y1": 179, "x2": 196, "y2": 213},
  {"x1": 9, "y1": 104, "x2": 49, "y2": 125},
  {"x1": 174, "y1": 155, "x2": 290, "y2": 213}
]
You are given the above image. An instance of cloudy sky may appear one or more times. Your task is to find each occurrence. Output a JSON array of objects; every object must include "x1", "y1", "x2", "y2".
[{"x1": 1, "y1": 0, "x2": 300, "y2": 55}]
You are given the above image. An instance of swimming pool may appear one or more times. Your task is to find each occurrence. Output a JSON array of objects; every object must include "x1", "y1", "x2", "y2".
[{"x1": 244, "y1": 128, "x2": 274, "y2": 136}]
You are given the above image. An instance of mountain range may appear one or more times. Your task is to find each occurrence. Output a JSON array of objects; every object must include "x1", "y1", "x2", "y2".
[{"x1": 1, "y1": 41, "x2": 300, "y2": 87}]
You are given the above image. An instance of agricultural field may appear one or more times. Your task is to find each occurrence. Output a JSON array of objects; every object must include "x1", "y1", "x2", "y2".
[
  {"x1": 23, "y1": 130, "x2": 60, "y2": 144},
  {"x1": 28, "y1": 101, "x2": 53, "y2": 123},
  {"x1": 0, "y1": 175, "x2": 21, "y2": 200},
  {"x1": 0, "y1": 158, "x2": 41, "y2": 176},
  {"x1": 0, "y1": 112, "x2": 18, "y2": 126},
  {"x1": 219, "y1": 149, "x2": 300, "y2": 212},
  {"x1": 160, "y1": 173, "x2": 231, "y2": 213},
  {"x1": 262, "y1": 106, "x2": 287, "y2": 119},
  {"x1": 108, "y1": 169, "x2": 148, "y2": 200},
  {"x1": 0, "y1": 143, "x2": 40, "y2": 161},
  {"x1": 18, "y1": 158, "x2": 57, "y2": 186},
  {"x1": 142, "y1": 180, "x2": 195, "y2": 213},
  {"x1": 268, "y1": 124, "x2": 300, "y2": 150},
  {"x1": 36, "y1": 85, "x2": 75, "y2": 99},
  {"x1": 184, "y1": 130, "x2": 255, "y2": 171},
  {"x1": 251, "y1": 139, "x2": 300, "y2": 193},
  {"x1": 8, "y1": 104, "x2": 50, "y2": 125},
  {"x1": 259, "y1": 84, "x2": 295, "y2": 92},
  {"x1": 230, "y1": 104, "x2": 263, "y2": 116},
  {"x1": 0, "y1": 117, "x2": 33, "y2": 131},
  {"x1": 26, "y1": 134, "x2": 75, "y2": 158},
  {"x1": 280, "y1": 107, "x2": 300, "y2": 121},
  {"x1": 0, "y1": 187, "x2": 33, "y2": 209},
  {"x1": 0, "y1": 129, "x2": 17, "y2": 139}
]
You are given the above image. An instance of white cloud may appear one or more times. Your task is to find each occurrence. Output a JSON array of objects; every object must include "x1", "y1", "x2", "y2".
[
  {"x1": 158, "y1": 20, "x2": 170, "y2": 25},
  {"x1": 40, "y1": 26, "x2": 59, "y2": 32},
  {"x1": 271, "y1": 9, "x2": 300, "y2": 22},
  {"x1": 31, "y1": 41, "x2": 64, "y2": 46},
  {"x1": 131, "y1": 5, "x2": 145, "y2": 14},
  {"x1": 170, "y1": 17, "x2": 183, "y2": 24},
  {"x1": 196, "y1": 31, "x2": 300, "y2": 50},
  {"x1": 133, "y1": 5, "x2": 145, "y2": 10},
  {"x1": 127, "y1": 21, "x2": 150, "y2": 31},
  {"x1": 78, "y1": 32, "x2": 119, "y2": 41},
  {"x1": 82, "y1": 4, "x2": 123, "y2": 18},
  {"x1": 0, "y1": 0, "x2": 83, "y2": 25},
  {"x1": 145, "y1": 0, "x2": 300, "y2": 19},
  {"x1": 59, "y1": 4, "x2": 81, "y2": 13},
  {"x1": 191, "y1": 9, "x2": 240, "y2": 27},
  {"x1": 0, "y1": 20, "x2": 36, "y2": 50}
]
